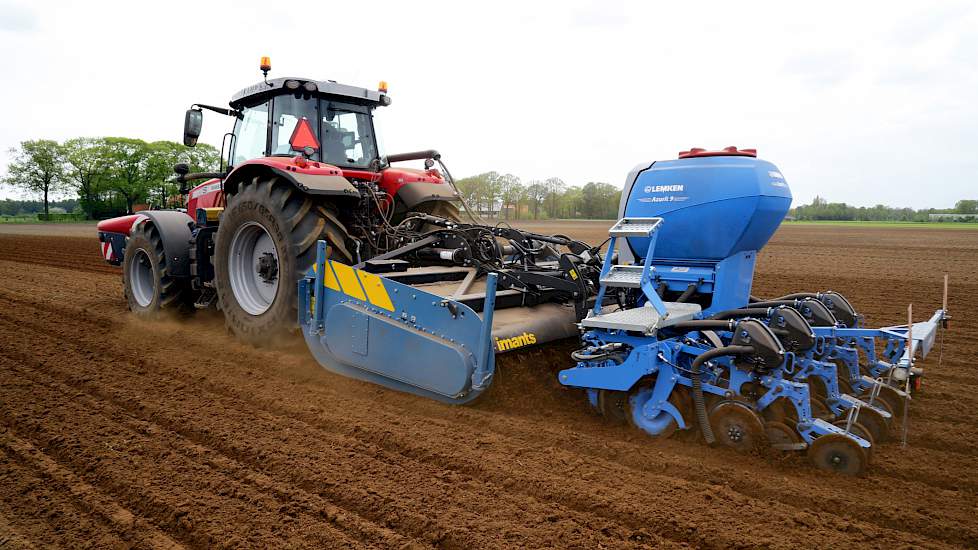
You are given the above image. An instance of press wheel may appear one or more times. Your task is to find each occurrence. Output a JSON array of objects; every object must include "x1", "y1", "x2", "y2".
[{"x1": 832, "y1": 419, "x2": 875, "y2": 462}]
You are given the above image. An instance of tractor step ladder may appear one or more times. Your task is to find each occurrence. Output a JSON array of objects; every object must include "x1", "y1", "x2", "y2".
[{"x1": 583, "y1": 217, "x2": 701, "y2": 334}]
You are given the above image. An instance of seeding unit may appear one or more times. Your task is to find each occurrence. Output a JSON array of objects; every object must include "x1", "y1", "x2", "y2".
[{"x1": 298, "y1": 147, "x2": 948, "y2": 475}]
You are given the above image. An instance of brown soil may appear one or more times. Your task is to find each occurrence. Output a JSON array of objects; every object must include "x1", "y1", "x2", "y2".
[{"x1": 1, "y1": 225, "x2": 976, "y2": 549}]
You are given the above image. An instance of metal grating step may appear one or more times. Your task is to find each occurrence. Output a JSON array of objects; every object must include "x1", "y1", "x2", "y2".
[
  {"x1": 600, "y1": 265, "x2": 646, "y2": 288},
  {"x1": 608, "y1": 217, "x2": 663, "y2": 237},
  {"x1": 581, "y1": 302, "x2": 701, "y2": 333}
]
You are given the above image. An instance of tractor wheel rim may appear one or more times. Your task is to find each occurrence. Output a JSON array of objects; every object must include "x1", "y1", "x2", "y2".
[
  {"x1": 131, "y1": 249, "x2": 156, "y2": 308},
  {"x1": 229, "y1": 221, "x2": 280, "y2": 316}
]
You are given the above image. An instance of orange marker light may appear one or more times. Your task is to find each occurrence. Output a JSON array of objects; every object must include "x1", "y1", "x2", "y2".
[
  {"x1": 260, "y1": 56, "x2": 272, "y2": 73},
  {"x1": 378, "y1": 80, "x2": 388, "y2": 93}
]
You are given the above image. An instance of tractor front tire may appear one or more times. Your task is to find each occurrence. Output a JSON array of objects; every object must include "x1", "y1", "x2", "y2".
[
  {"x1": 122, "y1": 222, "x2": 189, "y2": 317},
  {"x1": 215, "y1": 176, "x2": 350, "y2": 345}
]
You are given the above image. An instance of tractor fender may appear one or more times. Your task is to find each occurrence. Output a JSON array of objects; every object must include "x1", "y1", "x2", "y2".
[
  {"x1": 136, "y1": 210, "x2": 195, "y2": 278},
  {"x1": 223, "y1": 161, "x2": 360, "y2": 199},
  {"x1": 394, "y1": 181, "x2": 458, "y2": 209}
]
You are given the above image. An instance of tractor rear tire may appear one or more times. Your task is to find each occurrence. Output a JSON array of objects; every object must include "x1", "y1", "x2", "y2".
[
  {"x1": 215, "y1": 175, "x2": 352, "y2": 345},
  {"x1": 122, "y1": 222, "x2": 189, "y2": 317}
]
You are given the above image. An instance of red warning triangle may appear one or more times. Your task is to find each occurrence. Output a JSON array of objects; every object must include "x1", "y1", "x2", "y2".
[{"x1": 289, "y1": 117, "x2": 320, "y2": 152}]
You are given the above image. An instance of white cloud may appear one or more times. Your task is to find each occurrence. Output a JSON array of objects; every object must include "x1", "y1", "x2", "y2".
[{"x1": 0, "y1": 0, "x2": 976, "y2": 208}]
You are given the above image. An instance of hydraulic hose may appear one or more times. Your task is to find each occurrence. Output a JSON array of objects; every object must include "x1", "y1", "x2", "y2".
[
  {"x1": 689, "y1": 345, "x2": 753, "y2": 445},
  {"x1": 709, "y1": 308, "x2": 771, "y2": 320},
  {"x1": 740, "y1": 299, "x2": 797, "y2": 309},
  {"x1": 670, "y1": 320, "x2": 736, "y2": 332},
  {"x1": 769, "y1": 292, "x2": 818, "y2": 300},
  {"x1": 676, "y1": 282, "x2": 698, "y2": 303}
]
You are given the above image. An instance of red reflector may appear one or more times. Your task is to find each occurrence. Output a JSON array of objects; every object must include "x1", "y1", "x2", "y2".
[
  {"x1": 289, "y1": 117, "x2": 320, "y2": 152},
  {"x1": 678, "y1": 146, "x2": 757, "y2": 159}
]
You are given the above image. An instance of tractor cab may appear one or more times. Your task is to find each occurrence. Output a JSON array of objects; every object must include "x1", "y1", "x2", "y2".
[
  {"x1": 226, "y1": 78, "x2": 388, "y2": 170},
  {"x1": 183, "y1": 73, "x2": 390, "y2": 172}
]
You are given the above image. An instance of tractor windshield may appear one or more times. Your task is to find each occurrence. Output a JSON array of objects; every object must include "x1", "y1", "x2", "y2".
[
  {"x1": 265, "y1": 96, "x2": 379, "y2": 169},
  {"x1": 232, "y1": 95, "x2": 381, "y2": 169}
]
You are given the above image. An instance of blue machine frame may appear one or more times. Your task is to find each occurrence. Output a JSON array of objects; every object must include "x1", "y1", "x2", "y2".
[{"x1": 299, "y1": 241, "x2": 498, "y2": 404}]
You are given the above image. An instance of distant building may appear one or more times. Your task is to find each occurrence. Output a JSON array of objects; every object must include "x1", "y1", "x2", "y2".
[{"x1": 929, "y1": 213, "x2": 978, "y2": 221}]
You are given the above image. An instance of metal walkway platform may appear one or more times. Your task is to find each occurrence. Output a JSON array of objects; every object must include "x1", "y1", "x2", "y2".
[{"x1": 581, "y1": 302, "x2": 702, "y2": 334}]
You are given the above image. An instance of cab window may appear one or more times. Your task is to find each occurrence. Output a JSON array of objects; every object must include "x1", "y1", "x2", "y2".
[
  {"x1": 271, "y1": 95, "x2": 319, "y2": 156},
  {"x1": 321, "y1": 102, "x2": 378, "y2": 168},
  {"x1": 231, "y1": 101, "x2": 269, "y2": 165}
]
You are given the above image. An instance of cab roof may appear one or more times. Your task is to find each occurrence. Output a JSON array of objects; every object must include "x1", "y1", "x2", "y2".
[{"x1": 229, "y1": 77, "x2": 390, "y2": 110}]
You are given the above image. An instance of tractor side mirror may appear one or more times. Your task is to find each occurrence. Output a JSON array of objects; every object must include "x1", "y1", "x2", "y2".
[
  {"x1": 173, "y1": 162, "x2": 190, "y2": 176},
  {"x1": 183, "y1": 109, "x2": 203, "y2": 147}
]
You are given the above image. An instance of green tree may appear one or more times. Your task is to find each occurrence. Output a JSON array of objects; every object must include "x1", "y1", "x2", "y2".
[
  {"x1": 62, "y1": 137, "x2": 111, "y2": 218},
  {"x1": 2, "y1": 140, "x2": 67, "y2": 216},
  {"x1": 104, "y1": 137, "x2": 152, "y2": 213},
  {"x1": 145, "y1": 141, "x2": 185, "y2": 208},
  {"x1": 526, "y1": 181, "x2": 548, "y2": 219},
  {"x1": 544, "y1": 177, "x2": 566, "y2": 219},
  {"x1": 498, "y1": 173, "x2": 522, "y2": 220},
  {"x1": 559, "y1": 185, "x2": 583, "y2": 218},
  {"x1": 581, "y1": 182, "x2": 620, "y2": 219},
  {"x1": 954, "y1": 199, "x2": 978, "y2": 214},
  {"x1": 144, "y1": 141, "x2": 221, "y2": 208}
]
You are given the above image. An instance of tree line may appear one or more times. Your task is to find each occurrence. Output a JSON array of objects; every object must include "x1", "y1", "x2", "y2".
[
  {"x1": 790, "y1": 196, "x2": 978, "y2": 222},
  {"x1": 454, "y1": 172, "x2": 622, "y2": 220},
  {"x1": 2, "y1": 138, "x2": 219, "y2": 218},
  {"x1": 9, "y1": 141, "x2": 970, "y2": 224}
]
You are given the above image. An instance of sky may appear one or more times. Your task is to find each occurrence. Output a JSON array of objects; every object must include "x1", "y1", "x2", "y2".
[{"x1": 0, "y1": 0, "x2": 976, "y2": 209}]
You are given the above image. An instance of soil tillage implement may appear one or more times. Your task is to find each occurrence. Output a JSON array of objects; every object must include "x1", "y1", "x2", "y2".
[
  {"x1": 298, "y1": 219, "x2": 604, "y2": 404},
  {"x1": 558, "y1": 148, "x2": 949, "y2": 474}
]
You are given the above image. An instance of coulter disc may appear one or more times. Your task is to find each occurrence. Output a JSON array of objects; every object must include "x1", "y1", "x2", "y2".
[
  {"x1": 598, "y1": 390, "x2": 629, "y2": 424},
  {"x1": 861, "y1": 384, "x2": 905, "y2": 418},
  {"x1": 852, "y1": 406, "x2": 891, "y2": 443},
  {"x1": 709, "y1": 401, "x2": 766, "y2": 453},
  {"x1": 764, "y1": 420, "x2": 803, "y2": 451},
  {"x1": 808, "y1": 434, "x2": 868, "y2": 476}
]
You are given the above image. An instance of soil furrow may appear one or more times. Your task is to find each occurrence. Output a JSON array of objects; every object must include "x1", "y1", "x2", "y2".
[
  {"x1": 0, "y1": 292, "x2": 970, "y2": 548},
  {"x1": 1, "y1": 225, "x2": 975, "y2": 549}
]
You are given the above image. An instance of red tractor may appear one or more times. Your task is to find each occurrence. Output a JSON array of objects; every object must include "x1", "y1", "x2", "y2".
[{"x1": 97, "y1": 60, "x2": 603, "y2": 346}]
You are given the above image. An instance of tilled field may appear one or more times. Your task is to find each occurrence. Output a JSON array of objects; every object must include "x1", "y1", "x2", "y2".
[{"x1": 0, "y1": 224, "x2": 976, "y2": 549}]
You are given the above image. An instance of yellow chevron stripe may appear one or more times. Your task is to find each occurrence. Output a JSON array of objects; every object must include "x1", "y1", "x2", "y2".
[
  {"x1": 356, "y1": 270, "x2": 395, "y2": 312},
  {"x1": 312, "y1": 262, "x2": 341, "y2": 291},
  {"x1": 330, "y1": 261, "x2": 366, "y2": 301}
]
